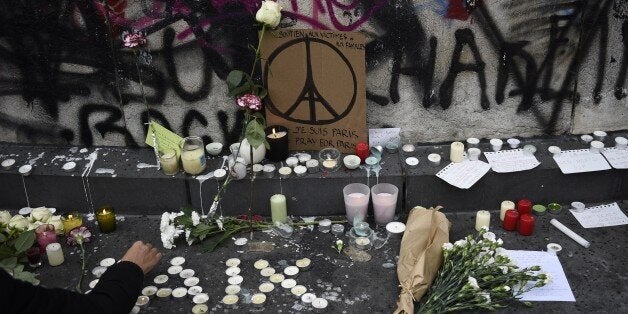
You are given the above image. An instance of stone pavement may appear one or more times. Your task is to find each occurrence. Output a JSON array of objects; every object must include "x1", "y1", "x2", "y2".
[{"x1": 31, "y1": 201, "x2": 628, "y2": 313}]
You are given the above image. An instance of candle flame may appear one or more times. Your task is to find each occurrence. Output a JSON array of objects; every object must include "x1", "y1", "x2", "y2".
[{"x1": 272, "y1": 128, "x2": 276, "y2": 135}]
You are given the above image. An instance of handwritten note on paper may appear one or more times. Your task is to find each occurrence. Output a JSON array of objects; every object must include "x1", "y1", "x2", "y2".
[
  {"x1": 553, "y1": 149, "x2": 611, "y2": 174},
  {"x1": 368, "y1": 128, "x2": 400, "y2": 148},
  {"x1": 436, "y1": 160, "x2": 491, "y2": 189},
  {"x1": 506, "y1": 250, "x2": 575, "y2": 302},
  {"x1": 144, "y1": 121, "x2": 183, "y2": 156},
  {"x1": 484, "y1": 149, "x2": 541, "y2": 173},
  {"x1": 601, "y1": 148, "x2": 628, "y2": 169},
  {"x1": 570, "y1": 202, "x2": 628, "y2": 228}
]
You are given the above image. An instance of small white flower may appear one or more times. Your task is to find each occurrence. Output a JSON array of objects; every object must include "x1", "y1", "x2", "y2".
[
  {"x1": 496, "y1": 238, "x2": 503, "y2": 245},
  {"x1": 208, "y1": 201, "x2": 219, "y2": 216},
  {"x1": 467, "y1": 276, "x2": 480, "y2": 290},
  {"x1": 482, "y1": 232, "x2": 496, "y2": 242},
  {"x1": 480, "y1": 226, "x2": 489, "y2": 232},
  {"x1": 216, "y1": 216, "x2": 224, "y2": 230},
  {"x1": 191, "y1": 211, "x2": 200, "y2": 226},
  {"x1": 504, "y1": 285, "x2": 511, "y2": 292},
  {"x1": 478, "y1": 291, "x2": 491, "y2": 303},
  {"x1": 495, "y1": 247, "x2": 507, "y2": 256},
  {"x1": 454, "y1": 239, "x2": 467, "y2": 247},
  {"x1": 499, "y1": 266, "x2": 509, "y2": 274},
  {"x1": 486, "y1": 257, "x2": 495, "y2": 265},
  {"x1": 442, "y1": 243, "x2": 453, "y2": 251},
  {"x1": 185, "y1": 229, "x2": 193, "y2": 246}
]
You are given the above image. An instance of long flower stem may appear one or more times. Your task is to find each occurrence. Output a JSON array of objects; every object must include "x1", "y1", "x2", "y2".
[
  {"x1": 133, "y1": 50, "x2": 151, "y2": 120},
  {"x1": 76, "y1": 243, "x2": 86, "y2": 293},
  {"x1": 249, "y1": 24, "x2": 267, "y2": 80}
]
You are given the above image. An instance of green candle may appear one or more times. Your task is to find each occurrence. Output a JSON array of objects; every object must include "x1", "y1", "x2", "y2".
[
  {"x1": 96, "y1": 206, "x2": 116, "y2": 233},
  {"x1": 270, "y1": 194, "x2": 287, "y2": 223},
  {"x1": 532, "y1": 204, "x2": 546, "y2": 216},
  {"x1": 548, "y1": 203, "x2": 562, "y2": 214}
]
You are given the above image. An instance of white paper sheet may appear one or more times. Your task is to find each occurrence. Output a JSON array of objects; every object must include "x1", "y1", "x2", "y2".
[
  {"x1": 506, "y1": 250, "x2": 575, "y2": 302},
  {"x1": 484, "y1": 149, "x2": 541, "y2": 173},
  {"x1": 601, "y1": 148, "x2": 628, "y2": 169},
  {"x1": 435, "y1": 160, "x2": 491, "y2": 189},
  {"x1": 553, "y1": 149, "x2": 611, "y2": 174},
  {"x1": 368, "y1": 128, "x2": 400, "y2": 147},
  {"x1": 570, "y1": 202, "x2": 628, "y2": 228}
]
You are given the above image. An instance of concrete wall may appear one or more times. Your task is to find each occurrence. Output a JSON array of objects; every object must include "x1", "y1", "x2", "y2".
[{"x1": 0, "y1": 0, "x2": 626, "y2": 146}]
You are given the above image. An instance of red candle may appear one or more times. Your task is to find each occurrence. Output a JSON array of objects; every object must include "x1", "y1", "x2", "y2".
[
  {"x1": 502, "y1": 210, "x2": 519, "y2": 231},
  {"x1": 355, "y1": 142, "x2": 369, "y2": 163},
  {"x1": 518, "y1": 214, "x2": 535, "y2": 236},
  {"x1": 517, "y1": 199, "x2": 532, "y2": 215},
  {"x1": 35, "y1": 224, "x2": 58, "y2": 253}
]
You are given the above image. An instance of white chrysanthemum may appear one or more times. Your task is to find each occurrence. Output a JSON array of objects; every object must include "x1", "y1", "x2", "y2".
[
  {"x1": 160, "y1": 224, "x2": 184, "y2": 249},
  {"x1": 208, "y1": 201, "x2": 219, "y2": 216},
  {"x1": 216, "y1": 216, "x2": 224, "y2": 230},
  {"x1": 478, "y1": 291, "x2": 491, "y2": 303},
  {"x1": 442, "y1": 243, "x2": 453, "y2": 251},
  {"x1": 191, "y1": 211, "x2": 200, "y2": 226},
  {"x1": 467, "y1": 276, "x2": 480, "y2": 290},
  {"x1": 486, "y1": 257, "x2": 495, "y2": 265},
  {"x1": 496, "y1": 238, "x2": 503, "y2": 245},
  {"x1": 160, "y1": 212, "x2": 171, "y2": 233},
  {"x1": 480, "y1": 226, "x2": 489, "y2": 232},
  {"x1": 504, "y1": 285, "x2": 511, "y2": 291},
  {"x1": 482, "y1": 232, "x2": 496, "y2": 242},
  {"x1": 185, "y1": 229, "x2": 193, "y2": 246},
  {"x1": 454, "y1": 239, "x2": 467, "y2": 247},
  {"x1": 499, "y1": 266, "x2": 509, "y2": 274},
  {"x1": 495, "y1": 247, "x2": 507, "y2": 256}
]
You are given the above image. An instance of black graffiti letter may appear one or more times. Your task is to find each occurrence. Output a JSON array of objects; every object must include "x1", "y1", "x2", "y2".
[{"x1": 79, "y1": 104, "x2": 136, "y2": 146}]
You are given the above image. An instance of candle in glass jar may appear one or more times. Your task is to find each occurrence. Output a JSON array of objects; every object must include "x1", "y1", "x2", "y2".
[
  {"x1": 270, "y1": 194, "x2": 287, "y2": 223},
  {"x1": 500, "y1": 200, "x2": 515, "y2": 221},
  {"x1": 35, "y1": 224, "x2": 58, "y2": 253},
  {"x1": 61, "y1": 212, "x2": 83, "y2": 234},
  {"x1": 518, "y1": 214, "x2": 535, "y2": 236},
  {"x1": 46, "y1": 243, "x2": 64, "y2": 266},
  {"x1": 475, "y1": 210, "x2": 490, "y2": 231},
  {"x1": 517, "y1": 199, "x2": 532, "y2": 215},
  {"x1": 180, "y1": 136, "x2": 206, "y2": 175},
  {"x1": 502, "y1": 210, "x2": 519, "y2": 231},
  {"x1": 160, "y1": 150, "x2": 179, "y2": 175},
  {"x1": 265, "y1": 126, "x2": 289, "y2": 162},
  {"x1": 355, "y1": 142, "x2": 369, "y2": 163},
  {"x1": 96, "y1": 206, "x2": 116, "y2": 233},
  {"x1": 450, "y1": 142, "x2": 464, "y2": 163}
]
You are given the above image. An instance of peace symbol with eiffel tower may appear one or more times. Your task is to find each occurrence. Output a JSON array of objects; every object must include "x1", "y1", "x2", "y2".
[{"x1": 263, "y1": 36, "x2": 357, "y2": 125}]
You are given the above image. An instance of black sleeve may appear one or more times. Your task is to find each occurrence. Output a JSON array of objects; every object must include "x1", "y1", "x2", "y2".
[{"x1": 0, "y1": 261, "x2": 144, "y2": 314}]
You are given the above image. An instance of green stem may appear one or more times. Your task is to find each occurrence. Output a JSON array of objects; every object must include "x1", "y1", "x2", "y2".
[
  {"x1": 76, "y1": 243, "x2": 86, "y2": 293},
  {"x1": 249, "y1": 24, "x2": 267, "y2": 80},
  {"x1": 133, "y1": 50, "x2": 151, "y2": 120}
]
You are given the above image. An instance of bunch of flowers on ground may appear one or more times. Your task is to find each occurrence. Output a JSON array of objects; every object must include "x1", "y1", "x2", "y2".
[
  {"x1": 1, "y1": 207, "x2": 64, "y2": 235},
  {"x1": 417, "y1": 227, "x2": 550, "y2": 313}
]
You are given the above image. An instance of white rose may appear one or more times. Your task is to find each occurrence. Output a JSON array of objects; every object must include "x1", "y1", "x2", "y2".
[
  {"x1": 30, "y1": 207, "x2": 53, "y2": 222},
  {"x1": 0, "y1": 211, "x2": 11, "y2": 226},
  {"x1": 255, "y1": 1, "x2": 282, "y2": 28},
  {"x1": 8, "y1": 215, "x2": 29, "y2": 231},
  {"x1": 47, "y1": 216, "x2": 65, "y2": 234},
  {"x1": 28, "y1": 221, "x2": 44, "y2": 231}
]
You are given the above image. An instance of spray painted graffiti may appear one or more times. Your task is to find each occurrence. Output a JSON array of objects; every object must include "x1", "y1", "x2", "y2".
[{"x1": 0, "y1": 0, "x2": 625, "y2": 146}]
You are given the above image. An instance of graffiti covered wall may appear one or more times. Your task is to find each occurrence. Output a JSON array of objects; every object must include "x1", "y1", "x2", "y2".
[{"x1": 0, "y1": 0, "x2": 625, "y2": 146}]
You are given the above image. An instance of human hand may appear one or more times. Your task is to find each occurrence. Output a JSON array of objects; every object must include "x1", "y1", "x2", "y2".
[{"x1": 120, "y1": 241, "x2": 162, "y2": 274}]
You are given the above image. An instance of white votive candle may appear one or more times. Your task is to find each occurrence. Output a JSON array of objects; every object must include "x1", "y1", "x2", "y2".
[
  {"x1": 170, "y1": 256, "x2": 185, "y2": 266},
  {"x1": 167, "y1": 265, "x2": 182, "y2": 275},
  {"x1": 291, "y1": 285, "x2": 307, "y2": 296},
  {"x1": 141, "y1": 286, "x2": 157, "y2": 298},
  {"x1": 490, "y1": 138, "x2": 503, "y2": 152},
  {"x1": 156, "y1": 288, "x2": 172, "y2": 299},
  {"x1": 466, "y1": 137, "x2": 480, "y2": 148},
  {"x1": 269, "y1": 274, "x2": 284, "y2": 283},
  {"x1": 286, "y1": 157, "x2": 299, "y2": 167},
  {"x1": 184, "y1": 277, "x2": 200, "y2": 287},
  {"x1": 281, "y1": 278, "x2": 297, "y2": 289},
  {"x1": 467, "y1": 148, "x2": 481, "y2": 161},
  {"x1": 450, "y1": 142, "x2": 464, "y2": 163},
  {"x1": 254, "y1": 259, "x2": 269, "y2": 270},
  {"x1": 301, "y1": 293, "x2": 317, "y2": 303},
  {"x1": 46, "y1": 243, "x2": 64, "y2": 266},
  {"x1": 259, "y1": 282, "x2": 275, "y2": 293},
  {"x1": 179, "y1": 269, "x2": 195, "y2": 279},
  {"x1": 500, "y1": 200, "x2": 515, "y2": 221},
  {"x1": 593, "y1": 130, "x2": 607, "y2": 141},
  {"x1": 225, "y1": 258, "x2": 240, "y2": 267},
  {"x1": 312, "y1": 298, "x2": 328, "y2": 310},
  {"x1": 294, "y1": 165, "x2": 307, "y2": 177},
  {"x1": 548, "y1": 146, "x2": 562, "y2": 156},
  {"x1": 283, "y1": 266, "x2": 299, "y2": 277},
  {"x1": 227, "y1": 275, "x2": 243, "y2": 285},
  {"x1": 172, "y1": 287, "x2": 187, "y2": 299},
  {"x1": 427, "y1": 153, "x2": 441, "y2": 166},
  {"x1": 507, "y1": 138, "x2": 520, "y2": 149},
  {"x1": 402, "y1": 144, "x2": 415, "y2": 153},
  {"x1": 193, "y1": 293, "x2": 209, "y2": 304},
  {"x1": 590, "y1": 140, "x2": 604, "y2": 153},
  {"x1": 296, "y1": 258, "x2": 311, "y2": 270},
  {"x1": 225, "y1": 266, "x2": 240, "y2": 276},
  {"x1": 405, "y1": 157, "x2": 419, "y2": 168},
  {"x1": 62, "y1": 161, "x2": 76, "y2": 172},
  {"x1": 225, "y1": 285, "x2": 241, "y2": 295},
  {"x1": 580, "y1": 134, "x2": 593, "y2": 144},
  {"x1": 260, "y1": 267, "x2": 276, "y2": 277},
  {"x1": 298, "y1": 153, "x2": 311, "y2": 164},
  {"x1": 278, "y1": 166, "x2": 292, "y2": 178},
  {"x1": 153, "y1": 274, "x2": 168, "y2": 284},
  {"x1": 222, "y1": 295, "x2": 238, "y2": 307},
  {"x1": 385, "y1": 221, "x2": 406, "y2": 236},
  {"x1": 251, "y1": 293, "x2": 266, "y2": 307},
  {"x1": 188, "y1": 286, "x2": 203, "y2": 296},
  {"x1": 1, "y1": 158, "x2": 15, "y2": 169},
  {"x1": 475, "y1": 210, "x2": 490, "y2": 231}
]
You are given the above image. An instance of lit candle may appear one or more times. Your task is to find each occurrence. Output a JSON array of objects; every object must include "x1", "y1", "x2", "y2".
[
  {"x1": 518, "y1": 214, "x2": 535, "y2": 236},
  {"x1": 500, "y1": 200, "x2": 515, "y2": 221},
  {"x1": 517, "y1": 199, "x2": 532, "y2": 215},
  {"x1": 35, "y1": 224, "x2": 58, "y2": 253},
  {"x1": 46, "y1": 243, "x2": 64, "y2": 266},
  {"x1": 251, "y1": 293, "x2": 267, "y2": 308},
  {"x1": 61, "y1": 212, "x2": 83, "y2": 234},
  {"x1": 180, "y1": 137, "x2": 206, "y2": 175},
  {"x1": 502, "y1": 210, "x2": 519, "y2": 231},
  {"x1": 160, "y1": 150, "x2": 179, "y2": 175},
  {"x1": 355, "y1": 237, "x2": 371, "y2": 250},
  {"x1": 319, "y1": 148, "x2": 340, "y2": 172},
  {"x1": 266, "y1": 126, "x2": 289, "y2": 162},
  {"x1": 322, "y1": 158, "x2": 337, "y2": 170},
  {"x1": 450, "y1": 142, "x2": 464, "y2": 163},
  {"x1": 270, "y1": 194, "x2": 287, "y2": 224},
  {"x1": 96, "y1": 206, "x2": 116, "y2": 233},
  {"x1": 475, "y1": 210, "x2": 490, "y2": 231}
]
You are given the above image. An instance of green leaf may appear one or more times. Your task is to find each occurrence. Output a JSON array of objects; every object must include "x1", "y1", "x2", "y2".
[
  {"x1": 203, "y1": 230, "x2": 236, "y2": 253},
  {"x1": 245, "y1": 120, "x2": 266, "y2": 148},
  {"x1": 0, "y1": 257, "x2": 17, "y2": 269},
  {"x1": 0, "y1": 233, "x2": 6, "y2": 243},
  {"x1": 226, "y1": 70, "x2": 245, "y2": 90},
  {"x1": 14, "y1": 230, "x2": 35, "y2": 254},
  {"x1": 228, "y1": 85, "x2": 252, "y2": 97},
  {"x1": 257, "y1": 87, "x2": 268, "y2": 99},
  {"x1": 0, "y1": 246, "x2": 13, "y2": 260}
]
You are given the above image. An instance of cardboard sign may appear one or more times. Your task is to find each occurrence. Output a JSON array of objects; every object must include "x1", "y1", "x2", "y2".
[
  {"x1": 144, "y1": 121, "x2": 183, "y2": 156},
  {"x1": 261, "y1": 29, "x2": 367, "y2": 153}
]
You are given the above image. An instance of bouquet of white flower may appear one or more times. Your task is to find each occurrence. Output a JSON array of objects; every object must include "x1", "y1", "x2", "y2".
[{"x1": 416, "y1": 227, "x2": 549, "y2": 313}]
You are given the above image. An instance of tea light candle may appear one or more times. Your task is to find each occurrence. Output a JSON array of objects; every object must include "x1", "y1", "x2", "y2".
[
  {"x1": 402, "y1": 144, "x2": 415, "y2": 153},
  {"x1": 100, "y1": 258, "x2": 116, "y2": 267},
  {"x1": 160, "y1": 151, "x2": 179, "y2": 175},
  {"x1": 467, "y1": 148, "x2": 481, "y2": 161},
  {"x1": 269, "y1": 274, "x2": 284, "y2": 283},
  {"x1": 19, "y1": 164, "x2": 32, "y2": 176},
  {"x1": 593, "y1": 130, "x2": 607, "y2": 141},
  {"x1": 450, "y1": 142, "x2": 464, "y2": 163},
  {"x1": 89, "y1": 279, "x2": 99, "y2": 289},
  {"x1": 365, "y1": 156, "x2": 379, "y2": 166},
  {"x1": 167, "y1": 265, "x2": 182, "y2": 275},
  {"x1": 260, "y1": 267, "x2": 276, "y2": 277},
  {"x1": 517, "y1": 199, "x2": 532, "y2": 215},
  {"x1": 385, "y1": 221, "x2": 406, "y2": 236},
  {"x1": 523, "y1": 144, "x2": 537, "y2": 155},
  {"x1": 286, "y1": 157, "x2": 299, "y2": 168},
  {"x1": 490, "y1": 138, "x2": 503, "y2": 152},
  {"x1": 331, "y1": 224, "x2": 345, "y2": 235},
  {"x1": 475, "y1": 210, "x2": 490, "y2": 231},
  {"x1": 225, "y1": 285, "x2": 241, "y2": 295},
  {"x1": 405, "y1": 157, "x2": 419, "y2": 168},
  {"x1": 355, "y1": 237, "x2": 371, "y2": 250},
  {"x1": 532, "y1": 204, "x2": 546, "y2": 216},
  {"x1": 296, "y1": 258, "x2": 311, "y2": 270},
  {"x1": 179, "y1": 269, "x2": 195, "y2": 279},
  {"x1": 46, "y1": 243, "x2": 64, "y2": 266},
  {"x1": 227, "y1": 275, "x2": 243, "y2": 285},
  {"x1": 548, "y1": 203, "x2": 562, "y2": 214},
  {"x1": 225, "y1": 266, "x2": 240, "y2": 276},
  {"x1": 427, "y1": 153, "x2": 441, "y2": 166},
  {"x1": 188, "y1": 286, "x2": 203, "y2": 296},
  {"x1": 507, "y1": 138, "x2": 520, "y2": 149},
  {"x1": 306, "y1": 159, "x2": 319, "y2": 173},
  {"x1": 270, "y1": 194, "x2": 287, "y2": 224},
  {"x1": 550, "y1": 218, "x2": 590, "y2": 248},
  {"x1": 184, "y1": 277, "x2": 200, "y2": 287},
  {"x1": 322, "y1": 159, "x2": 337, "y2": 170},
  {"x1": 251, "y1": 293, "x2": 267, "y2": 307},
  {"x1": 142, "y1": 286, "x2": 157, "y2": 297},
  {"x1": 385, "y1": 143, "x2": 399, "y2": 153},
  {"x1": 213, "y1": 168, "x2": 227, "y2": 180},
  {"x1": 35, "y1": 224, "x2": 58, "y2": 253},
  {"x1": 252, "y1": 164, "x2": 264, "y2": 174},
  {"x1": 222, "y1": 295, "x2": 238, "y2": 307},
  {"x1": 580, "y1": 134, "x2": 593, "y2": 144},
  {"x1": 615, "y1": 136, "x2": 628, "y2": 149},
  {"x1": 502, "y1": 210, "x2": 519, "y2": 231},
  {"x1": 193, "y1": 293, "x2": 209, "y2": 304},
  {"x1": 281, "y1": 278, "x2": 297, "y2": 289},
  {"x1": 136, "y1": 295, "x2": 149, "y2": 307},
  {"x1": 312, "y1": 298, "x2": 328, "y2": 310},
  {"x1": 96, "y1": 206, "x2": 116, "y2": 233},
  {"x1": 92, "y1": 266, "x2": 107, "y2": 278},
  {"x1": 153, "y1": 274, "x2": 168, "y2": 285},
  {"x1": 294, "y1": 165, "x2": 307, "y2": 177},
  {"x1": 192, "y1": 304, "x2": 208, "y2": 314},
  {"x1": 172, "y1": 287, "x2": 187, "y2": 299},
  {"x1": 61, "y1": 212, "x2": 82, "y2": 234},
  {"x1": 266, "y1": 126, "x2": 289, "y2": 162},
  {"x1": 548, "y1": 146, "x2": 562, "y2": 156},
  {"x1": 62, "y1": 161, "x2": 76, "y2": 172},
  {"x1": 254, "y1": 259, "x2": 270, "y2": 270},
  {"x1": 318, "y1": 219, "x2": 331, "y2": 233},
  {"x1": 518, "y1": 214, "x2": 535, "y2": 236},
  {"x1": 301, "y1": 293, "x2": 317, "y2": 303},
  {"x1": 500, "y1": 201, "x2": 515, "y2": 221},
  {"x1": 590, "y1": 140, "x2": 604, "y2": 153},
  {"x1": 259, "y1": 282, "x2": 275, "y2": 293},
  {"x1": 571, "y1": 201, "x2": 585, "y2": 213},
  {"x1": 466, "y1": 137, "x2": 480, "y2": 148},
  {"x1": 1, "y1": 158, "x2": 15, "y2": 169},
  {"x1": 278, "y1": 166, "x2": 292, "y2": 178},
  {"x1": 298, "y1": 153, "x2": 311, "y2": 164},
  {"x1": 263, "y1": 164, "x2": 276, "y2": 178},
  {"x1": 156, "y1": 288, "x2": 172, "y2": 299},
  {"x1": 283, "y1": 266, "x2": 299, "y2": 277},
  {"x1": 291, "y1": 285, "x2": 307, "y2": 296},
  {"x1": 225, "y1": 258, "x2": 240, "y2": 267},
  {"x1": 170, "y1": 256, "x2": 185, "y2": 266}
]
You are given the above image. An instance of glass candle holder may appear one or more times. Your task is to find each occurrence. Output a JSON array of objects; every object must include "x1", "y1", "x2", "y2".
[
  {"x1": 265, "y1": 126, "x2": 289, "y2": 162},
  {"x1": 180, "y1": 136, "x2": 206, "y2": 175},
  {"x1": 342, "y1": 183, "x2": 370, "y2": 224},
  {"x1": 371, "y1": 183, "x2": 399, "y2": 225},
  {"x1": 26, "y1": 247, "x2": 42, "y2": 268},
  {"x1": 35, "y1": 224, "x2": 58, "y2": 253},
  {"x1": 319, "y1": 148, "x2": 341, "y2": 172},
  {"x1": 160, "y1": 149, "x2": 179, "y2": 175},
  {"x1": 61, "y1": 212, "x2": 83, "y2": 234},
  {"x1": 96, "y1": 206, "x2": 117, "y2": 233}
]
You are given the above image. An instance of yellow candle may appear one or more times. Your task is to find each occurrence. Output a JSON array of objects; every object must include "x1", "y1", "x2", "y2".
[
  {"x1": 500, "y1": 200, "x2": 515, "y2": 221},
  {"x1": 181, "y1": 146, "x2": 206, "y2": 175},
  {"x1": 160, "y1": 150, "x2": 179, "y2": 175},
  {"x1": 475, "y1": 210, "x2": 491, "y2": 231},
  {"x1": 270, "y1": 194, "x2": 287, "y2": 223},
  {"x1": 46, "y1": 243, "x2": 64, "y2": 266},
  {"x1": 61, "y1": 212, "x2": 83, "y2": 234},
  {"x1": 450, "y1": 142, "x2": 465, "y2": 163},
  {"x1": 96, "y1": 206, "x2": 116, "y2": 233}
]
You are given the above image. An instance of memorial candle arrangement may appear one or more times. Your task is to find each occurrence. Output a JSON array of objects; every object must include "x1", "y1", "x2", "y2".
[{"x1": 96, "y1": 206, "x2": 116, "y2": 233}]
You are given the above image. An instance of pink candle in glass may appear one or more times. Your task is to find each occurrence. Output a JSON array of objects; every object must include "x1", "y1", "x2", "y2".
[{"x1": 35, "y1": 224, "x2": 58, "y2": 253}]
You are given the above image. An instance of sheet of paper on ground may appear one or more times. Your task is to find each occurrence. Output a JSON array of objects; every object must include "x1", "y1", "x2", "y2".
[
  {"x1": 506, "y1": 250, "x2": 575, "y2": 302},
  {"x1": 570, "y1": 202, "x2": 628, "y2": 228}
]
